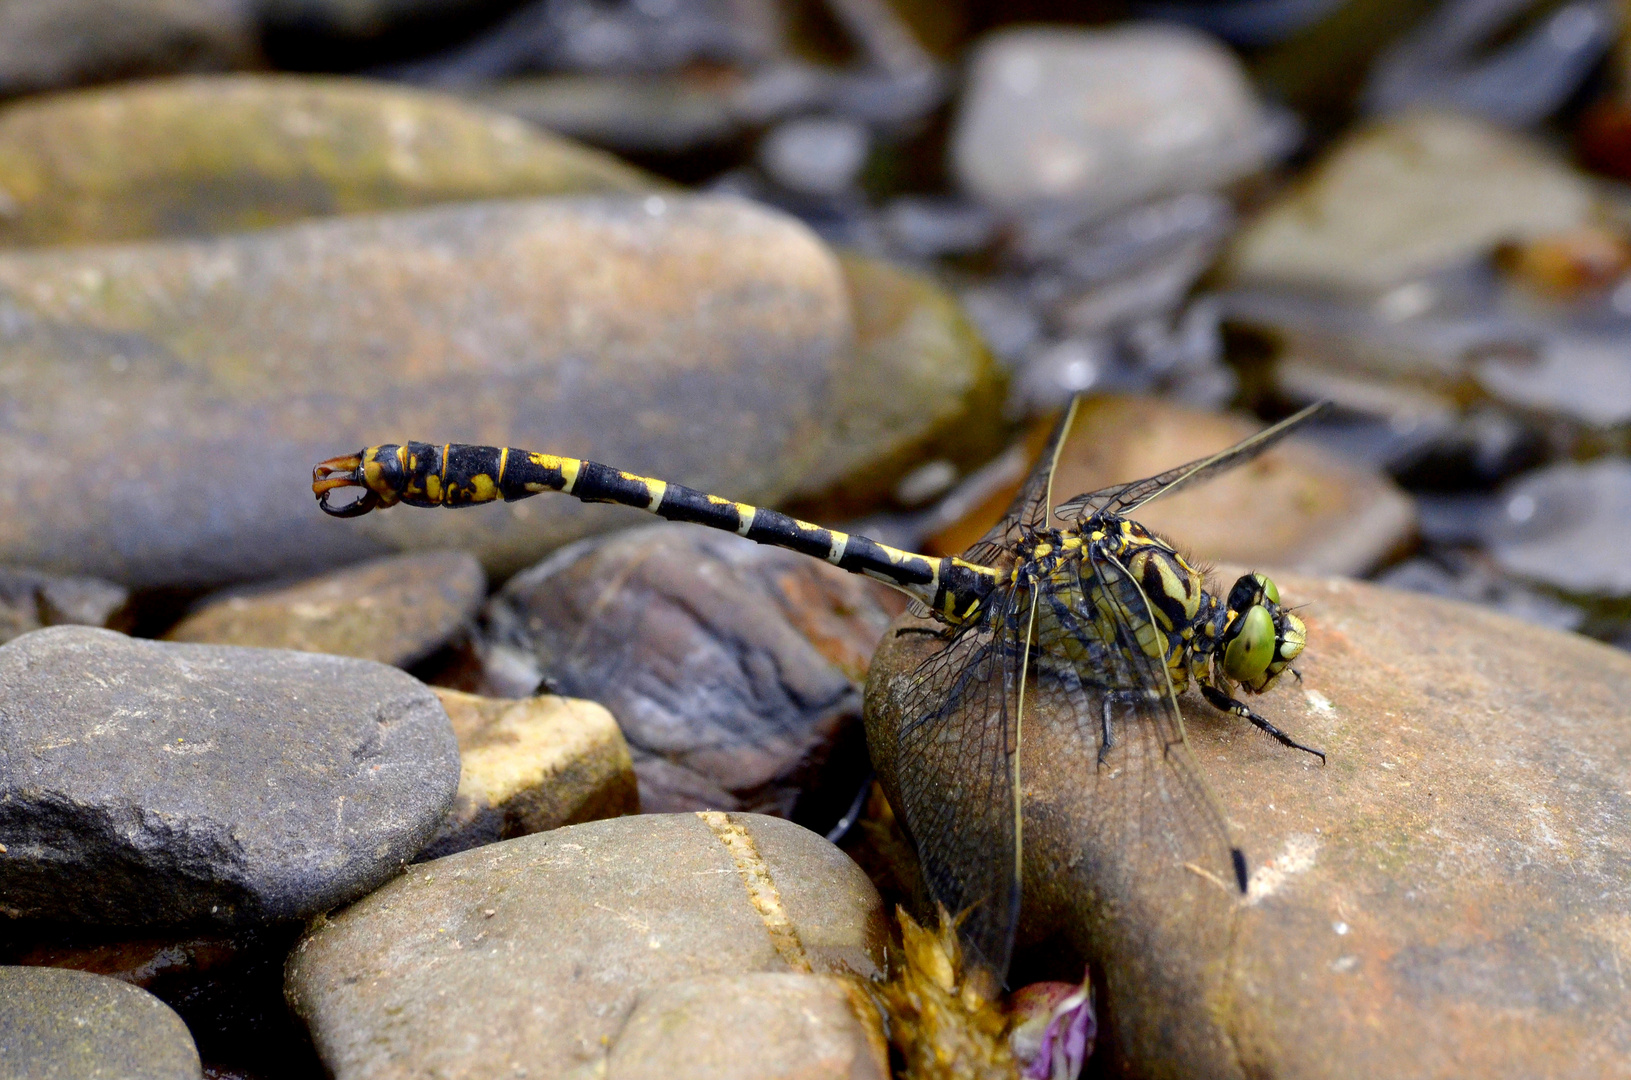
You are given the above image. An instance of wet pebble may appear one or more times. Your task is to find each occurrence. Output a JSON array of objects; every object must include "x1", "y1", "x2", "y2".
[
  {"x1": 419, "y1": 688, "x2": 638, "y2": 860},
  {"x1": 481, "y1": 522, "x2": 893, "y2": 822},
  {"x1": 0, "y1": 565, "x2": 130, "y2": 646},
  {"x1": 475, "y1": 72, "x2": 741, "y2": 157},
  {"x1": 0, "y1": 965, "x2": 200, "y2": 1080},
  {"x1": 165, "y1": 551, "x2": 485, "y2": 669},
  {"x1": 758, "y1": 116, "x2": 871, "y2": 198},
  {"x1": 0, "y1": 194, "x2": 850, "y2": 587},
  {"x1": 1485, "y1": 457, "x2": 1631, "y2": 596},
  {"x1": 951, "y1": 24, "x2": 1277, "y2": 219},
  {"x1": 286, "y1": 812, "x2": 887, "y2": 1080},
  {"x1": 0, "y1": 626, "x2": 459, "y2": 926},
  {"x1": 1226, "y1": 109, "x2": 1598, "y2": 293},
  {"x1": 1474, "y1": 331, "x2": 1631, "y2": 429},
  {"x1": 868, "y1": 571, "x2": 1631, "y2": 1077}
]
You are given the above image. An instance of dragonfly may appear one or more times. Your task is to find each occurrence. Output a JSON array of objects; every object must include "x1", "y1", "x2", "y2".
[{"x1": 312, "y1": 397, "x2": 1327, "y2": 982}]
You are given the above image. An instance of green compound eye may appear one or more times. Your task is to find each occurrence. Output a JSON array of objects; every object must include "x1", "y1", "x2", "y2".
[
  {"x1": 1254, "y1": 573, "x2": 1280, "y2": 607},
  {"x1": 1223, "y1": 605, "x2": 1276, "y2": 684}
]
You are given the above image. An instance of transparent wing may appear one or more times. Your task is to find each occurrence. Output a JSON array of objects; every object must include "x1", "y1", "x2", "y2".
[
  {"x1": 891, "y1": 580, "x2": 1028, "y2": 979},
  {"x1": 963, "y1": 397, "x2": 1083, "y2": 569},
  {"x1": 1055, "y1": 401, "x2": 1328, "y2": 525},
  {"x1": 1010, "y1": 542, "x2": 1244, "y2": 935},
  {"x1": 1009, "y1": 547, "x2": 1247, "y2": 1063}
]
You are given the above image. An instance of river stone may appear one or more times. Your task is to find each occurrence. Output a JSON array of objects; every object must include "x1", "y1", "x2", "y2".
[
  {"x1": 950, "y1": 25, "x2": 1275, "y2": 218},
  {"x1": 419, "y1": 688, "x2": 638, "y2": 860},
  {"x1": 1225, "y1": 109, "x2": 1598, "y2": 293},
  {"x1": 0, "y1": 194, "x2": 848, "y2": 588},
  {"x1": 1485, "y1": 458, "x2": 1631, "y2": 596},
  {"x1": 0, "y1": 565, "x2": 130, "y2": 645},
  {"x1": 788, "y1": 252, "x2": 1009, "y2": 517},
  {"x1": 0, "y1": 0, "x2": 254, "y2": 98},
  {"x1": 481, "y1": 522, "x2": 894, "y2": 820},
  {"x1": 0, "y1": 74, "x2": 655, "y2": 248},
  {"x1": 286, "y1": 812, "x2": 888, "y2": 1080},
  {"x1": 605, "y1": 973, "x2": 888, "y2": 1080},
  {"x1": 0, "y1": 966, "x2": 200, "y2": 1079},
  {"x1": 0, "y1": 966, "x2": 201, "y2": 1079},
  {"x1": 6, "y1": 926, "x2": 319, "y2": 1076},
  {"x1": 867, "y1": 571, "x2": 1631, "y2": 1078},
  {"x1": 929, "y1": 395, "x2": 1413, "y2": 577},
  {"x1": 260, "y1": 0, "x2": 482, "y2": 36},
  {"x1": 164, "y1": 551, "x2": 484, "y2": 668},
  {"x1": 474, "y1": 73, "x2": 742, "y2": 157},
  {"x1": 0, "y1": 626, "x2": 459, "y2": 927}
]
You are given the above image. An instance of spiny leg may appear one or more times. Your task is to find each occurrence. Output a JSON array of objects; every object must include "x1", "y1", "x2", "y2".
[
  {"x1": 1097, "y1": 697, "x2": 1115, "y2": 768},
  {"x1": 894, "y1": 625, "x2": 955, "y2": 642},
  {"x1": 1200, "y1": 684, "x2": 1325, "y2": 764}
]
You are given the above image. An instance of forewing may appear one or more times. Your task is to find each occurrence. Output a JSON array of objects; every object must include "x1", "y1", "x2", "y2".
[
  {"x1": 1055, "y1": 401, "x2": 1328, "y2": 524},
  {"x1": 892, "y1": 582, "x2": 1026, "y2": 979},
  {"x1": 1028, "y1": 545, "x2": 1243, "y2": 906},
  {"x1": 964, "y1": 397, "x2": 1082, "y2": 569}
]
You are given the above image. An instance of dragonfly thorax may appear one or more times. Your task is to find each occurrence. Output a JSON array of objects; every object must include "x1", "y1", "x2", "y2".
[{"x1": 1001, "y1": 517, "x2": 1305, "y2": 699}]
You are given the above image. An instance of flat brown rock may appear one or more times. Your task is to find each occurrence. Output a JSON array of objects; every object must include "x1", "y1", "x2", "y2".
[
  {"x1": 286, "y1": 812, "x2": 887, "y2": 1080},
  {"x1": 928, "y1": 395, "x2": 1413, "y2": 577},
  {"x1": 0, "y1": 195, "x2": 848, "y2": 587},
  {"x1": 164, "y1": 551, "x2": 484, "y2": 668},
  {"x1": 420, "y1": 688, "x2": 638, "y2": 859},
  {"x1": 867, "y1": 572, "x2": 1631, "y2": 1078}
]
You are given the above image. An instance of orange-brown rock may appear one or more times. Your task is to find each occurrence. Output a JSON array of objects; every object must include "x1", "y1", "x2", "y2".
[
  {"x1": 421, "y1": 688, "x2": 637, "y2": 859},
  {"x1": 164, "y1": 551, "x2": 483, "y2": 668},
  {"x1": 867, "y1": 572, "x2": 1631, "y2": 1078},
  {"x1": 928, "y1": 395, "x2": 1412, "y2": 577}
]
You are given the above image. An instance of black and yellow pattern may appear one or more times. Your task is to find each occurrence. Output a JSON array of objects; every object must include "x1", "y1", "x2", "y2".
[{"x1": 312, "y1": 441, "x2": 1002, "y2": 622}]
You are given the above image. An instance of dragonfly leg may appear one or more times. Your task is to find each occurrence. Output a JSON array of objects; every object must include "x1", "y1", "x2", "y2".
[
  {"x1": 893, "y1": 625, "x2": 953, "y2": 641},
  {"x1": 1096, "y1": 697, "x2": 1115, "y2": 768},
  {"x1": 1201, "y1": 685, "x2": 1325, "y2": 764}
]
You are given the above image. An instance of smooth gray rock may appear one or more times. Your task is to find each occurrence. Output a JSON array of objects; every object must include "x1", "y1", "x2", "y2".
[
  {"x1": 0, "y1": 626, "x2": 459, "y2": 926},
  {"x1": 0, "y1": 566, "x2": 130, "y2": 646},
  {"x1": 0, "y1": 965, "x2": 200, "y2": 1080},
  {"x1": 287, "y1": 812, "x2": 887, "y2": 1080},
  {"x1": 0, "y1": 0, "x2": 255, "y2": 96},
  {"x1": 1487, "y1": 458, "x2": 1631, "y2": 595},
  {"x1": 1225, "y1": 110, "x2": 1597, "y2": 293},
  {"x1": 951, "y1": 25, "x2": 1275, "y2": 218},
  {"x1": 0, "y1": 194, "x2": 849, "y2": 587}
]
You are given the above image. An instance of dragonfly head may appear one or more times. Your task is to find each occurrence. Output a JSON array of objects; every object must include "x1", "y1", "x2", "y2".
[
  {"x1": 313, "y1": 444, "x2": 410, "y2": 517},
  {"x1": 1219, "y1": 572, "x2": 1305, "y2": 693}
]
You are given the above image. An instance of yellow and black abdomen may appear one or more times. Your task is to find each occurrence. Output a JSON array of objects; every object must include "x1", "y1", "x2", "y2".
[{"x1": 316, "y1": 441, "x2": 1002, "y2": 619}]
